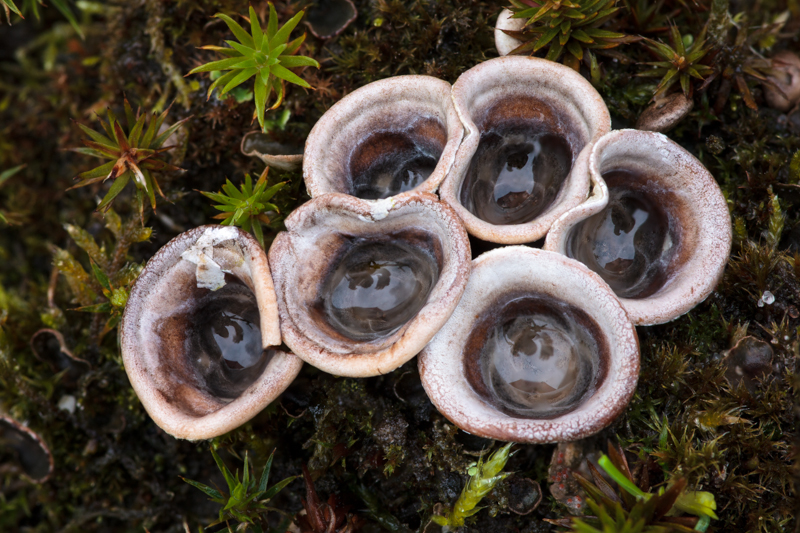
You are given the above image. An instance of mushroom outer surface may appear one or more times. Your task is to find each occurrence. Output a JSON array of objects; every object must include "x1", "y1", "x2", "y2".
[
  {"x1": 494, "y1": 8, "x2": 525, "y2": 56},
  {"x1": 268, "y1": 191, "x2": 471, "y2": 377},
  {"x1": 120, "y1": 225, "x2": 303, "y2": 440},
  {"x1": 303, "y1": 75, "x2": 463, "y2": 200},
  {"x1": 636, "y1": 92, "x2": 694, "y2": 133},
  {"x1": 241, "y1": 131, "x2": 303, "y2": 171},
  {"x1": 440, "y1": 56, "x2": 611, "y2": 244},
  {"x1": 545, "y1": 129, "x2": 732, "y2": 325},
  {"x1": 764, "y1": 50, "x2": 800, "y2": 112},
  {"x1": 418, "y1": 247, "x2": 639, "y2": 443}
]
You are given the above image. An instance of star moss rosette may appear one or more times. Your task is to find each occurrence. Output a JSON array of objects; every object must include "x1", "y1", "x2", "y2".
[
  {"x1": 69, "y1": 99, "x2": 189, "y2": 221},
  {"x1": 188, "y1": 4, "x2": 320, "y2": 132},
  {"x1": 198, "y1": 169, "x2": 286, "y2": 248},
  {"x1": 639, "y1": 25, "x2": 713, "y2": 100},
  {"x1": 505, "y1": 0, "x2": 639, "y2": 70}
]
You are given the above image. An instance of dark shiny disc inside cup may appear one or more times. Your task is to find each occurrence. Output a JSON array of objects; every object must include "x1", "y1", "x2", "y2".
[
  {"x1": 349, "y1": 118, "x2": 446, "y2": 200},
  {"x1": 567, "y1": 169, "x2": 677, "y2": 299},
  {"x1": 186, "y1": 279, "x2": 272, "y2": 400},
  {"x1": 460, "y1": 126, "x2": 573, "y2": 226},
  {"x1": 318, "y1": 238, "x2": 439, "y2": 342},
  {"x1": 464, "y1": 293, "x2": 607, "y2": 419}
]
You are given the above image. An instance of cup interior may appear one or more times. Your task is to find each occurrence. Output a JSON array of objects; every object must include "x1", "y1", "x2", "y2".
[
  {"x1": 463, "y1": 289, "x2": 610, "y2": 420},
  {"x1": 458, "y1": 94, "x2": 586, "y2": 226}
]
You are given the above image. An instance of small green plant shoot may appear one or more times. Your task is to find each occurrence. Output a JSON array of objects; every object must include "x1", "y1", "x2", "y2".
[
  {"x1": 552, "y1": 444, "x2": 718, "y2": 533},
  {"x1": 56, "y1": 212, "x2": 151, "y2": 343},
  {"x1": 199, "y1": 167, "x2": 286, "y2": 248},
  {"x1": 69, "y1": 99, "x2": 190, "y2": 221},
  {"x1": 639, "y1": 25, "x2": 713, "y2": 99},
  {"x1": 2, "y1": 0, "x2": 82, "y2": 38},
  {"x1": 0, "y1": 164, "x2": 25, "y2": 225},
  {"x1": 182, "y1": 447, "x2": 296, "y2": 531},
  {"x1": 432, "y1": 442, "x2": 514, "y2": 529},
  {"x1": 188, "y1": 4, "x2": 319, "y2": 132},
  {"x1": 599, "y1": 454, "x2": 717, "y2": 523},
  {"x1": 1, "y1": 0, "x2": 21, "y2": 24},
  {"x1": 72, "y1": 259, "x2": 137, "y2": 342},
  {"x1": 506, "y1": 0, "x2": 638, "y2": 71}
]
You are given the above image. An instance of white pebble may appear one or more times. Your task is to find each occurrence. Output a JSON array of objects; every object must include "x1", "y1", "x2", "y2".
[{"x1": 58, "y1": 395, "x2": 76, "y2": 414}]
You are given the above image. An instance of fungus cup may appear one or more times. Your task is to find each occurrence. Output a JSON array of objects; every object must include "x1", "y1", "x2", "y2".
[
  {"x1": 636, "y1": 92, "x2": 694, "y2": 133},
  {"x1": 120, "y1": 225, "x2": 302, "y2": 440},
  {"x1": 30, "y1": 328, "x2": 91, "y2": 388},
  {"x1": 269, "y1": 191, "x2": 471, "y2": 377},
  {"x1": 418, "y1": 247, "x2": 639, "y2": 443},
  {"x1": 304, "y1": 0, "x2": 358, "y2": 40},
  {"x1": 439, "y1": 56, "x2": 611, "y2": 244},
  {"x1": 723, "y1": 336, "x2": 774, "y2": 393},
  {"x1": 241, "y1": 131, "x2": 303, "y2": 171},
  {"x1": 545, "y1": 129, "x2": 732, "y2": 325},
  {"x1": 303, "y1": 76, "x2": 463, "y2": 200},
  {"x1": 0, "y1": 416, "x2": 53, "y2": 483},
  {"x1": 506, "y1": 477, "x2": 543, "y2": 515},
  {"x1": 494, "y1": 8, "x2": 525, "y2": 56},
  {"x1": 763, "y1": 50, "x2": 800, "y2": 112}
]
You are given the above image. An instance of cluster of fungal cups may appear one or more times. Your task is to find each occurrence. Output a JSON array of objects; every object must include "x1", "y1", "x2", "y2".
[{"x1": 121, "y1": 56, "x2": 731, "y2": 443}]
